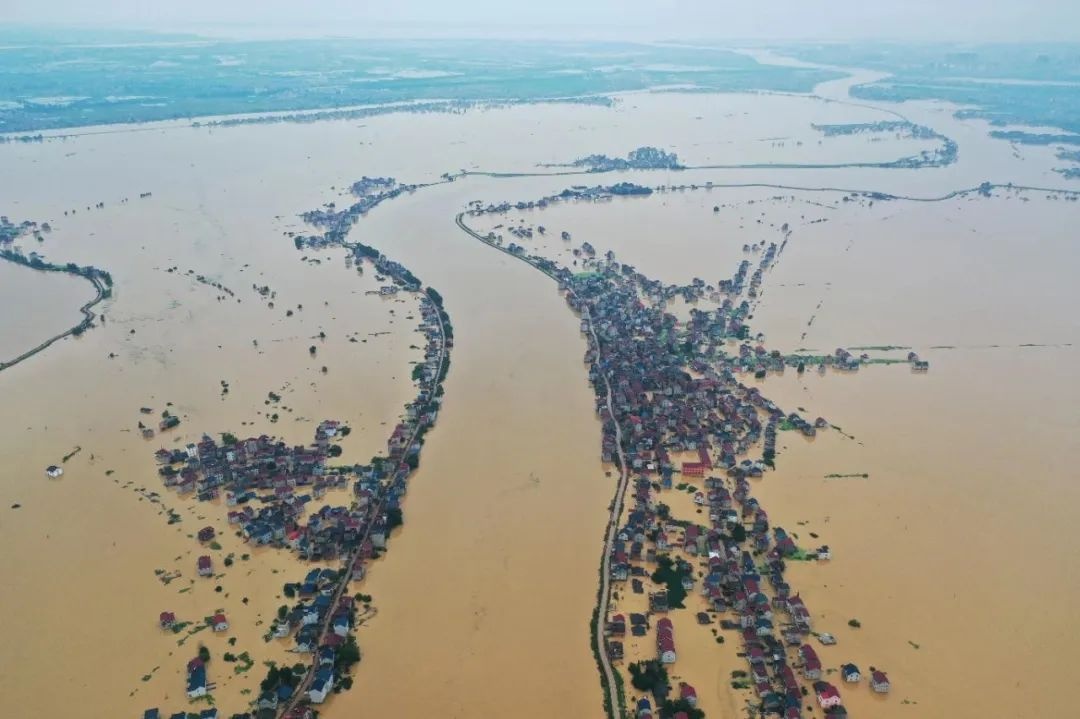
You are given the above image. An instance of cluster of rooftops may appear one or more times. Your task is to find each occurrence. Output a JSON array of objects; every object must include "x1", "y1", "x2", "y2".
[
  {"x1": 466, "y1": 192, "x2": 897, "y2": 717},
  {"x1": 148, "y1": 260, "x2": 447, "y2": 716}
]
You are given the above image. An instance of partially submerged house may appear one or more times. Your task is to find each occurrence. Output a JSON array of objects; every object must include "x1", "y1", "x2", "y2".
[{"x1": 871, "y1": 670, "x2": 891, "y2": 693}]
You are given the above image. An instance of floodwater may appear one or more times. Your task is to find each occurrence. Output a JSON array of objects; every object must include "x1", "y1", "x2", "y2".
[
  {"x1": 481, "y1": 183, "x2": 1079, "y2": 719},
  {"x1": 0, "y1": 259, "x2": 96, "y2": 362},
  {"x1": 0, "y1": 56, "x2": 1077, "y2": 719}
]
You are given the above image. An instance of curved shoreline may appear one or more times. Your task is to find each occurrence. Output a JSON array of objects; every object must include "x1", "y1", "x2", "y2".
[{"x1": 0, "y1": 256, "x2": 109, "y2": 373}]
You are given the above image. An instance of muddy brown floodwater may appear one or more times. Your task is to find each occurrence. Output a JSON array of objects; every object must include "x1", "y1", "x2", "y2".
[{"x1": 0, "y1": 55, "x2": 1077, "y2": 719}]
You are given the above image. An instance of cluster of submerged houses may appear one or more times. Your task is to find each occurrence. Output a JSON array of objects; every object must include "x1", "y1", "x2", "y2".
[
  {"x1": 143, "y1": 709, "x2": 315, "y2": 719},
  {"x1": 633, "y1": 681, "x2": 700, "y2": 719},
  {"x1": 156, "y1": 281, "x2": 445, "y2": 561},
  {"x1": 297, "y1": 176, "x2": 419, "y2": 248},
  {"x1": 269, "y1": 568, "x2": 356, "y2": 669},
  {"x1": 151, "y1": 261, "x2": 446, "y2": 715},
  {"x1": 465, "y1": 199, "x2": 892, "y2": 718}
]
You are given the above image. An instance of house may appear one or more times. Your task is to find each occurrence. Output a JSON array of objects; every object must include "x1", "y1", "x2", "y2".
[
  {"x1": 211, "y1": 613, "x2": 229, "y2": 632},
  {"x1": 681, "y1": 461, "x2": 706, "y2": 477},
  {"x1": 607, "y1": 613, "x2": 626, "y2": 636},
  {"x1": 283, "y1": 708, "x2": 316, "y2": 719},
  {"x1": 186, "y1": 661, "x2": 208, "y2": 699},
  {"x1": 636, "y1": 697, "x2": 653, "y2": 717},
  {"x1": 45, "y1": 465, "x2": 64, "y2": 478},
  {"x1": 679, "y1": 682, "x2": 698, "y2": 707},
  {"x1": 800, "y1": 644, "x2": 822, "y2": 679},
  {"x1": 159, "y1": 611, "x2": 176, "y2": 629},
  {"x1": 197, "y1": 555, "x2": 213, "y2": 576},
  {"x1": 332, "y1": 614, "x2": 350, "y2": 637},
  {"x1": 696, "y1": 611, "x2": 711, "y2": 625},
  {"x1": 197, "y1": 526, "x2": 216, "y2": 543},
  {"x1": 814, "y1": 681, "x2": 842, "y2": 708},
  {"x1": 841, "y1": 663, "x2": 861, "y2": 683},
  {"x1": 144, "y1": 710, "x2": 160, "y2": 719},
  {"x1": 870, "y1": 670, "x2": 890, "y2": 693},
  {"x1": 198, "y1": 710, "x2": 218, "y2": 719},
  {"x1": 656, "y1": 617, "x2": 676, "y2": 663},
  {"x1": 257, "y1": 691, "x2": 279, "y2": 711},
  {"x1": 308, "y1": 668, "x2": 334, "y2": 703}
]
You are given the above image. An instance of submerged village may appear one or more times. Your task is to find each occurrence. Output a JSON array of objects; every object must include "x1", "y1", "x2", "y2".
[
  {"x1": 459, "y1": 181, "x2": 918, "y2": 719},
  {"x1": 133, "y1": 168, "x2": 923, "y2": 719},
  {"x1": 142, "y1": 176, "x2": 451, "y2": 719}
]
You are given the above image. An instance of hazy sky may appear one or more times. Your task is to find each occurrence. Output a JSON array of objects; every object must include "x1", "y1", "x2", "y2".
[{"x1": 4, "y1": 0, "x2": 1080, "y2": 42}]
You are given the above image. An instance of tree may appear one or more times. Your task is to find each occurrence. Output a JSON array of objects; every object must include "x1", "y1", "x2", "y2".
[
  {"x1": 661, "y1": 699, "x2": 704, "y2": 719},
  {"x1": 309, "y1": 345, "x2": 317, "y2": 355},
  {"x1": 628, "y1": 660, "x2": 668, "y2": 694},
  {"x1": 198, "y1": 644, "x2": 211, "y2": 664},
  {"x1": 277, "y1": 605, "x2": 289, "y2": 620},
  {"x1": 336, "y1": 636, "x2": 361, "y2": 672},
  {"x1": 260, "y1": 665, "x2": 280, "y2": 692}
]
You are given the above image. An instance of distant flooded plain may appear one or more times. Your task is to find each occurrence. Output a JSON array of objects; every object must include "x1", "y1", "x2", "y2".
[{"x1": 0, "y1": 59, "x2": 1077, "y2": 719}]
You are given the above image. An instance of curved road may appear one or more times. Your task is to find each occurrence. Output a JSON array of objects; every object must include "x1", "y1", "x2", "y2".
[{"x1": 0, "y1": 265, "x2": 107, "y2": 373}]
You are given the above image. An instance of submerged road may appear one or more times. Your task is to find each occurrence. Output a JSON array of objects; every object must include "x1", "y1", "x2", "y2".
[{"x1": 0, "y1": 261, "x2": 107, "y2": 373}]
